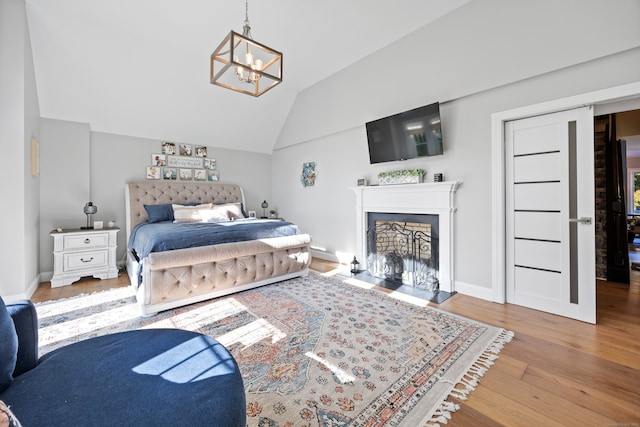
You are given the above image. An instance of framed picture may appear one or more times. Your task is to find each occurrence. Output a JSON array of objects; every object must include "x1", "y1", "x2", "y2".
[
  {"x1": 93, "y1": 221, "x2": 103, "y2": 230},
  {"x1": 179, "y1": 144, "x2": 193, "y2": 156},
  {"x1": 146, "y1": 166, "x2": 161, "y2": 180},
  {"x1": 179, "y1": 168, "x2": 193, "y2": 180},
  {"x1": 301, "y1": 161, "x2": 317, "y2": 187},
  {"x1": 167, "y1": 155, "x2": 203, "y2": 169},
  {"x1": 194, "y1": 169, "x2": 207, "y2": 181},
  {"x1": 204, "y1": 158, "x2": 217, "y2": 169},
  {"x1": 163, "y1": 168, "x2": 177, "y2": 180},
  {"x1": 151, "y1": 153, "x2": 166, "y2": 166},
  {"x1": 162, "y1": 141, "x2": 176, "y2": 155},
  {"x1": 208, "y1": 170, "x2": 219, "y2": 181},
  {"x1": 357, "y1": 178, "x2": 367, "y2": 186},
  {"x1": 195, "y1": 146, "x2": 208, "y2": 157},
  {"x1": 248, "y1": 211, "x2": 257, "y2": 218}
]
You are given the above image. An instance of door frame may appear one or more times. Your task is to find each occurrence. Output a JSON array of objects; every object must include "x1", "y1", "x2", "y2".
[{"x1": 491, "y1": 81, "x2": 640, "y2": 305}]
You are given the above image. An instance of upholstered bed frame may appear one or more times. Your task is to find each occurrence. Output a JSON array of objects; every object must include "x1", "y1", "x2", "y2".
[{"x1": 125, "y1": 181, "x2": 311, "y2": 316}]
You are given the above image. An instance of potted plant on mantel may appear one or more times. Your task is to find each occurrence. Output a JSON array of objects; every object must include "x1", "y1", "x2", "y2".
[{"x1": 377, "y1": 169, "x2": 426, "y2": 186}]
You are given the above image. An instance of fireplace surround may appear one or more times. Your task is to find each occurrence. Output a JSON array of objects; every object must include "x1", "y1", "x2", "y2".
[{"x1": 351, "y1": 181, "x2": 460, "y2": 293}]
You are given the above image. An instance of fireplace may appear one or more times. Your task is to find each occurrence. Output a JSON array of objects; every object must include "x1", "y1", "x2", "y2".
[
  {"x1": 350, "y1": 181, "x2": 460, "y2": 293},
  {"x1": 367, "y1": 213, "x2": 439, "y2": 292}
]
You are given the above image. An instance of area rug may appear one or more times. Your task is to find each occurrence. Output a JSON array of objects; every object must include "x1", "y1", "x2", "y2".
[{"x1": 36, "y1": 273, "x2": 513, "y2": 426}]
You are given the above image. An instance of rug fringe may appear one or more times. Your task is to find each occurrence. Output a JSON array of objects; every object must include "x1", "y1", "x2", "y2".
[{"x1": 425, "y1": 329, "x2": 514, "y2": 426}]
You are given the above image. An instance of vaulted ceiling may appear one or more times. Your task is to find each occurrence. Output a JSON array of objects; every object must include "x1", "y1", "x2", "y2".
[{"x1": 25, "y1": 0, "x2": 472, "y2": 153}]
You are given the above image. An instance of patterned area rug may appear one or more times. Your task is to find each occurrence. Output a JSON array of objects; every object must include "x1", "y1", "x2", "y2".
[{"x1": 36, "y1": 273, "x2": 513, "y2": 426}]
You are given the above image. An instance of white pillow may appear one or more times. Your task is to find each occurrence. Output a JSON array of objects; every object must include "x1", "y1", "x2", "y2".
[
  {"x1": 172, "y1": 203, "x2": 213, "y2": 223},
  {"x1": 200, "y1": 206, "x2": 231, "y2": 223},
  {"x1": 215, "y1": 202, "x2": 245, "y2": 220}
]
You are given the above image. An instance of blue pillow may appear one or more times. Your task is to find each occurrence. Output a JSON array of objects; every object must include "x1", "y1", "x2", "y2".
[
  {"x1": 144, "y1": 204, "x2": 174, "y2": 223},
  {"x1": 0, "y1": 297, "x2": 18, "y2": 393}
]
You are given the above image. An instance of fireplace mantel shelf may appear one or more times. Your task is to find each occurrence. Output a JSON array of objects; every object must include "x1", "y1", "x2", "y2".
[{"x1": 350, "y1": 181, "x2": 461, "y2": 293}]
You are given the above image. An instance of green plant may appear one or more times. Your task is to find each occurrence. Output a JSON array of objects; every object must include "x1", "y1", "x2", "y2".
[{"x1": 377, "y1": 169, "x2": 425, "y2": 179}]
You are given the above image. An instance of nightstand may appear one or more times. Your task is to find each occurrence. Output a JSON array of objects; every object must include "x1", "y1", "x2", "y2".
[{"x1": 50, "y1": 227, "x2": 119, "y2": 287}]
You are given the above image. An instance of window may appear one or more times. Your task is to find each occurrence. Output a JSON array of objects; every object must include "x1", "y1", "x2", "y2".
[{"x1": 628, "y1": 168, "x2": 640, "y2": 214}]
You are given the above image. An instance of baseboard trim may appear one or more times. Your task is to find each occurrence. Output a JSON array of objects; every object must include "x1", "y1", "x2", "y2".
[
  {"x1": 310, "y1": 249, "x2": 342, "y2": 264},
  {"x1": 454, "y1": 280, "x2": 497, "y2": 302}
]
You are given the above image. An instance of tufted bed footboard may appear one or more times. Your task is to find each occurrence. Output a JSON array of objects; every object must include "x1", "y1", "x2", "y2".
[{"x1": 125, "y1": 181, "x2": 311, "y2": 316}]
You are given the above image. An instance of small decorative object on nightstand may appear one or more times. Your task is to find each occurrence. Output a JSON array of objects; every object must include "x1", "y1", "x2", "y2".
[
  {"x1": 50, "y1": 227, "x2": 119, "y2": 287},
  {"x1": 81, "y1": 202, "x2": 98, "y2": 229}
]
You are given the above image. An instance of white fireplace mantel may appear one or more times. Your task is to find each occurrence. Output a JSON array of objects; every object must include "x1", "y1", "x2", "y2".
[{"x1": 350, "y1": 181, "x2": 461, "y2": 292}]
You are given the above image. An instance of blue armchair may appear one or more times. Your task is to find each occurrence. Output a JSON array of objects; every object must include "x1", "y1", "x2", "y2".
[{"x1": 0, "y1": 297, "x2": 246, "y2": 426}]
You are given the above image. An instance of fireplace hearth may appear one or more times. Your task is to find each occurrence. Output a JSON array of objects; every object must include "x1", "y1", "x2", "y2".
[{"x1": 350, "y1": 181, "x2": 460, "y2": 301}]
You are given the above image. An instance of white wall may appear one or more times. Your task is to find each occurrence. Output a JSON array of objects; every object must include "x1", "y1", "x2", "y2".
[
  {"x1": 0, "y1": 0, "x2": 40, "y2": 299},
  {"x1": 39, "y1": 118, "x2": 91, "y2": 276},
  {"x1": 272, "y1": 0, "x2": 640, "y2": 297},
  {"x1": 38, "y1": 128, "x2": 273, "y2": 275}
]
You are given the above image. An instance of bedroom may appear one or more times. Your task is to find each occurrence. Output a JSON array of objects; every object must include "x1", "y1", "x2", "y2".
[
  {"x1": 2, "y1": 0, "x2": 638, "y2": 304},
  {"x1": 2, "y1": 0, "x2": 640, "y2": 424}
]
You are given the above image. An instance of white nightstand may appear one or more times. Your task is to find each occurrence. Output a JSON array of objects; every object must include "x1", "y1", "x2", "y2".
[{"x1": 50, "y1": 227, "x2": 119, "y2": 287}]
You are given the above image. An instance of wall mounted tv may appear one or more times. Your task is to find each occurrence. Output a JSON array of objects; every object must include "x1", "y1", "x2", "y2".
[{"x1": 366, "y1": 102, "x2": 443, "y2": 164}]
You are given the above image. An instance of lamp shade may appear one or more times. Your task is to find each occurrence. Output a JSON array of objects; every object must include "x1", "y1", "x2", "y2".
[
  {"x1": 211, "y1": 31, "x2": 283, "y2": 97},
  {"x1": 83, "y1": 202, "x2": 97, "y2": 215}
]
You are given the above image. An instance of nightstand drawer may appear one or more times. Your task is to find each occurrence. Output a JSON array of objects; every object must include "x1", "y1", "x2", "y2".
[
  {"x1": 64, "y1": 249, "x2": 109, "y2": 271},
  {"x1": 64, "y1": 233, "x2": 109, "y2": 250}
]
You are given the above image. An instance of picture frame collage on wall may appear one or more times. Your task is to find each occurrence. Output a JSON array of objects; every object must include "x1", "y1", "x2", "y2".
[{"x1": 146, "y1": 142, "x2": 219, "y2": 181}]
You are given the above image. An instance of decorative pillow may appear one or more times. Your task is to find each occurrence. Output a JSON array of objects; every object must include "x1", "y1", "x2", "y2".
[
  {"x1": 0, "y1": 400, "x2": 22, "y2": 427},
  {"x1": 0, "y1": 298, "x2": 18, "y2": 394},
  {"x1": 200, "y1": 206, "x2": 231, "y2": 223},
  {"x1": 215, "y1": 202, "x2": 246, "y2": 220},
  {"x1": 144, "y1": 203, "x2": 174, "y2": 223},
  {"x1": 172, "y1": 204, "x2": 213, "y2": 223}
]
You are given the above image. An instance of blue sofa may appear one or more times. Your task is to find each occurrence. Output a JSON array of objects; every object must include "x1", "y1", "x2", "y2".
[{"x1": 0, "y1": 297, "x2": 246, "y2": 426}]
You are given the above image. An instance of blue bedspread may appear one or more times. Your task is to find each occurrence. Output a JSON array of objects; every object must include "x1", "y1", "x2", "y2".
[{"x1": 129, "y1": 218, "x2": 301, "y2": 261}]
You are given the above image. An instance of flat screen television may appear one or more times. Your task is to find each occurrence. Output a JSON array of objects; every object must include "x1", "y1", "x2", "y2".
[{"x1": 366, "y1": 102, "x2": 443, "y2": 164}]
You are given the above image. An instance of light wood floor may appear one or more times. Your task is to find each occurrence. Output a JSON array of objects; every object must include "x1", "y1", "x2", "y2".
[{"x1": 31, "y1": 258, "x2": 640, "y2": 426}]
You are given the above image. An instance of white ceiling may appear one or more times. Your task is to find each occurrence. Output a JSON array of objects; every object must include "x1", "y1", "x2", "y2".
[{"x1": 25, "y1": 0, "x2": 472, "y2": 153}]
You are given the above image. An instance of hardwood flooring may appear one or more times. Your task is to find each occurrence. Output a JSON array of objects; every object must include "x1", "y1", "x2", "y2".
[{"x1": 30, "y1": 258, "x2": 640, "y2": 426}]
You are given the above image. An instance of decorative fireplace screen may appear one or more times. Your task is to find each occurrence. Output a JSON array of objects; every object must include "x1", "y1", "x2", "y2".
[{"x1": 366, "y1": 213, "x2": 439, "y2": 292}]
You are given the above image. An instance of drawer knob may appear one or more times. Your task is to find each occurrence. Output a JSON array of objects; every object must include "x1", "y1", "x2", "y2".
[
  {"x1": 84, "y1": 238, "x2": 91, "y2": 244},
  {"x1": 80, "y1": 257, "x2": 94, "y2": 263}
]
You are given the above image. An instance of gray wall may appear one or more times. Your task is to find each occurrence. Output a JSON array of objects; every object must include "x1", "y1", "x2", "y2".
[
  {"x1": 272, "y1": 0, "x2": 640, "y2": 296},
  {"x1": 38, "y1": 128, "x2": 272, "y2": 275},
  {"x1": 0, "y1": 0, "x2": 40, "y2": 299}
]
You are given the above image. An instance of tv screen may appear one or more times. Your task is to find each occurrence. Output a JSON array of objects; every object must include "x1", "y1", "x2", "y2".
[{"x1": 366, "y1": 102, "x2": 443, "y2": 164}]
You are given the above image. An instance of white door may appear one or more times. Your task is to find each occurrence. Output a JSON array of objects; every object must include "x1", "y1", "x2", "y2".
[{"x1": 505, "y1": 107, "x2": 595, "y2": 323}]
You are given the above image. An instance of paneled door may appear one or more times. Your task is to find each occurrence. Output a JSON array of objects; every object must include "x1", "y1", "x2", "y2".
[{"x1": 505, "y1": 107, "x2": 595, "y2": 323}]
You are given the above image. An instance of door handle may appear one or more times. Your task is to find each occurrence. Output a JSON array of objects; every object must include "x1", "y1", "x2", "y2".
[{"x1": 569, "y1": 217, "x2": 592, "y2": 224}]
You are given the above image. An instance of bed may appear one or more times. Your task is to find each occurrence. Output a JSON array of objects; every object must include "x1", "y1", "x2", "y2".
[{"x1": 125, "y1": 181, "x2": 311, "y2": 316}]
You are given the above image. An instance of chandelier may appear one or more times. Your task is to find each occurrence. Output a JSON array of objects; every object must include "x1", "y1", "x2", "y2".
[{"x1": 210, "y1": 0, "x2": 283, "y2": 97}]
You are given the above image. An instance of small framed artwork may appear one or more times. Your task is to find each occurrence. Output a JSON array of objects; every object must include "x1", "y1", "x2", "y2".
[
  {"x1": 357, "y1": 178, "x2": 368, "y2": 186},
  {"x1": 179, "y1": 168, "x2": 193, "y2": 180},
  {"x1": 194, "y1": 169, "x2": 207, "y2": 181},
  {"x1": 162, "y1": 141, "x2": 176, "y2": 155},
  {"x1": 208, "y1": 170, "x2": 219, "y2": 181},
  {"x1": 151, "y1": 153, "x2": 166, "y2": 166},
  {"x1": 195, "y1": 146, "x2": 208, "y2": 157},
  {"x1": 248, "y1": 211, "x2": 257, "y2": 218},
  {"x1": 204, "y1": 158, "x2": 217, "y2": 169},
  {"x1": 301, "y1": 161, "x2": 317, "y2": 188},
  {"x1": 93, "y1": 221, "x2": 103, "y2": 230},
  {"x1": 31, "y1": 138, "x2": 40, "y2": 176},
  {"x1": 146, "y1": 166, "x2": 161, "y2": 180},
  {"x1": 163, "y1": 168, "x2": 177, "y2": 180},
  {"x1": 179, "y1": 144, "x2": 193, "y2": 156}
]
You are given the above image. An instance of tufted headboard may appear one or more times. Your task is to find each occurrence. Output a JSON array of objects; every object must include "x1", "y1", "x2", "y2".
[{"x1": 125, "y1": 181, "x2": 245, "y2": 243}]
